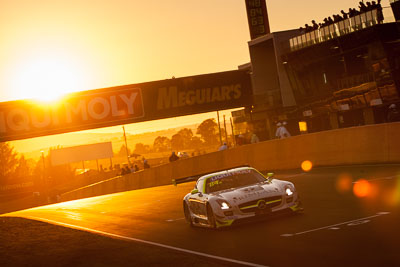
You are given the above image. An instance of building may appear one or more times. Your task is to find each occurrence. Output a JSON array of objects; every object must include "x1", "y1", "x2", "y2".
[{"x1": 234, "y1": 3, "x2": 400, "y2": 141}]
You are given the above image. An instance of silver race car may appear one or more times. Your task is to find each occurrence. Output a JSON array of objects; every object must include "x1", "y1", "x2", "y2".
[{"x1": 182, "y1": 166, "x2": 302, "y2": 228}]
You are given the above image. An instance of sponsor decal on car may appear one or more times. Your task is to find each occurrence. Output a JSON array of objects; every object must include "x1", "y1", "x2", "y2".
[{"x1": 209, "y1": 169, "x2": 252, "y2": 182}]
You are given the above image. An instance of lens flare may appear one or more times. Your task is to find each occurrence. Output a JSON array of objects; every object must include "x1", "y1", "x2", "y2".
[
  {"x1": 386, "y1": 177, "x2": 400, "y2": 206},
  {"x1": 353, "y1": 179, "x2": 371, "y2": 198},
  {"x1": 301, "y1": 160, "x2": 313, "y2": 172},
  {"x1": 395, "y1": 178, "x2": 400, "y2": 204},
  {"x1": 336, "y1": 173, "x2": 353, "y2": 193}
]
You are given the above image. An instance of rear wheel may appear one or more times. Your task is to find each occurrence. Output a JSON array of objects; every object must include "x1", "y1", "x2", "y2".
[
  {"x1": 206, "y1": 204, "x2": 216, "y2": 228},
  {"x1": 183, "y1": 202, "x2": 193, "y2": 226}
]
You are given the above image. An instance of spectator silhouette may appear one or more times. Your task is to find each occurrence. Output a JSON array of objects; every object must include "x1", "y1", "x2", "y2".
[
  {"x1": 251, "y1": 133, "x2": 260, "y2": 144},
  {"x1": 237, "y1": 134, "x2": 245, "y2": 146},
  {"x1": 169, "y1": 151, "x2": 179, "y2": 162},
  {"x1": 275, "y1": 122, "x2": 282, "y2": 139},
  {"x1": 366, "y1": 1, "x2": 372, "y2": 11},
  {"x1": 143, "y1": 159, "x2": 150, "y2": 169},
  {"x1": 376, "y1": 0, "x2": 384, "y2": 23},
  {"x1": 276, "y1": 122, "x2": 291, "y2": 139},
  {"x1": 297, "y1": 1, "x2": 382, "y2": 34},
  {"x1": 312, "y1": 20, "x2": 319, "y2": 30},
  {"x1": 359, "y1": 1, "x2": 368, "y2": 12},
  {"x1": 387, "y1": 104, "x2": 400, "y2": 122},
  {"x1": 341, "y1": 10, "x2": 348, "y2": 19},
  {"x1": 218, "y1": 142, "x2": 228, "y2": 151}
]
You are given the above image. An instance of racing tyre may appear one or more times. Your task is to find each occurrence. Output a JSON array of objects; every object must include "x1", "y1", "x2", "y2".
[
  {"x1": 183, "y1": 202, "x2": 193, "y2": 226},
  {"x1": 206, "y1": 204, "x2": 216, "y2": 229}
]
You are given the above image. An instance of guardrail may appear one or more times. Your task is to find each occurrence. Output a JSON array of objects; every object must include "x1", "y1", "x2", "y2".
[{"x1": 60, "y1": 122, "x2": 400, "y2": 202}]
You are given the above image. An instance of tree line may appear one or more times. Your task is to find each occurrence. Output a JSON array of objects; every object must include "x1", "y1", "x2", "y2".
[
  {"x1": 0, "y1": 142, "x2": 41, "y2": 184},
  {"x1": 116, "y1": 118, "x2": 223, "y2": 156},
  {"x1": 0, "y1": 118, "x2": 224, "y2": 184}
]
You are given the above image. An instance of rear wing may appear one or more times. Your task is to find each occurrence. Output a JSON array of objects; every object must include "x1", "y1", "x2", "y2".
[{"x1": 172, "y1": 165, "x2": 250, "y2": 186}]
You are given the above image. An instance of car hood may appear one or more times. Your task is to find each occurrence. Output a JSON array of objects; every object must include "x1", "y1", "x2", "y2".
[{"x1": 210, "y1": 180, "x2": 289, "y2": 205}]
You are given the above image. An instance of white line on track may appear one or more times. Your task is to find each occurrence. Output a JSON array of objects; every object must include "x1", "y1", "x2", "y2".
[
  {"x1": 19, "y1": 215, "x2": 269, "y2": 267},
  {"x1": 275, "y1": 173, "x2": 306, "y2": 179},
  {"x1": 281, "y1": 212, "x2": 390, "y2": 237},
  {"x1": 352, "y1": 175, "x2": 397, "y2": 183},
  {"x1": 309, "y1": 163, "x2": 400, "y2": 169},
  {"x1": 166, "y1": 217, "x2": 185, "y2": 222}
]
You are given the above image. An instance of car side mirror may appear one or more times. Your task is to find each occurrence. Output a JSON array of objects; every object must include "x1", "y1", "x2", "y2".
[
  {"x1": 191, "y1": 189, "x2": 199, "y2": 194},
  {"x1": 191, "y1": 189, "x2": 203, "y2": 197},
  {"x1": 267, "y1": 172, "x2": 274, "y2": 180}
]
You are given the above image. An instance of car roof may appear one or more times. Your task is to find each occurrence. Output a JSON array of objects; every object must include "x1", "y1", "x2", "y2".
[{"x1": 198, "y1": 166, "x2": 254, "y2": 182}]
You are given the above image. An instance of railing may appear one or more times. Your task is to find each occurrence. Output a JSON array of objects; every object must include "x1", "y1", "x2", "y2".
[
  {"x1": 289, "y1": 9, "x2": 383, "y2": 52},
  {"x1": 337, "y1": 72, "x2": 375, "y2": 91}
]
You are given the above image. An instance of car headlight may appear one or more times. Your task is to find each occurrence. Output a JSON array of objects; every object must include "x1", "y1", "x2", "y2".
[
  {"x1": 221, "y1": 202, "x2": 230, "y2": 210},
  {"x1": 216, "y1": 199, "x2": 231, "y2": 210},
  {"x1": 285, "y1": 187, "x2": 294, "y2": 196}
]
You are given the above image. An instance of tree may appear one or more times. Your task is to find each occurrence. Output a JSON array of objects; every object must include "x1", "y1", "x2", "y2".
[
  {"x1": 177, "y1": 128, "x2": 193, "y2": 149},
  {"x1": 0, "y1": 142, "x2": 18, "y2": 181},
  {"x1": 171, "y1": 133, "x2": 184, "y2": 151},
  {"x1": 116, "y1": 144, "x2": 131, "y2": 158},
  {"x1": 134, "y1": 143, "x2": 151, "y2": 154},
  {"x1": 196, "y1": 119, "x2": 219, "y2": 145},
  {"x1": 14, "y1": 155, "x2": 31, "y2": 179},
  {"x1": 190, "y1": 136, "x2": 203, "y2": 149},
  {"x1": 153, "y1": 136, "x2": 171, "y2": 152}
]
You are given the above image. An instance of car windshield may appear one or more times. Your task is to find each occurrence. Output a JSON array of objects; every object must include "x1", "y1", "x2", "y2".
[{"x1": 205, "y1": 169, "x2": 267, "y2": 194}]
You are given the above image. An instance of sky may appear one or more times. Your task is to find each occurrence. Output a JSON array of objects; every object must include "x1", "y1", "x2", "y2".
[{"x1": 0, "y1": 0, "x2": 393, "y2": 153}]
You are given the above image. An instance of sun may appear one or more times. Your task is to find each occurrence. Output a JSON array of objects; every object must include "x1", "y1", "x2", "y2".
[{"x1": 10, "y1": 51, "x2": 89, "y2": 102}]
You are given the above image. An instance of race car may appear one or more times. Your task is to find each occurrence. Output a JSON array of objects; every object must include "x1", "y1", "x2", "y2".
[{"x1": 182, "y1": 166, "x2": 302, "y2": 228}]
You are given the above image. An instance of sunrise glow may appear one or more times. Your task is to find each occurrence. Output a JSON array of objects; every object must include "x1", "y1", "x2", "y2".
[{"x1": 9, "y1": 50, "x2": 91, "y2": 102}]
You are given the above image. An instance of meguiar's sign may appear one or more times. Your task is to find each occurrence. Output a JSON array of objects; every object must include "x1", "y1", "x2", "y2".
[{"x1": 0, "y1": 70, "x2": 252, "y2": 141}]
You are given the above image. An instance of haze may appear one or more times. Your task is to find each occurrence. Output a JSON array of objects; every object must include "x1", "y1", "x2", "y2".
[{"x1": 1, "y1": 0, "x2": 388, "y2": 154}]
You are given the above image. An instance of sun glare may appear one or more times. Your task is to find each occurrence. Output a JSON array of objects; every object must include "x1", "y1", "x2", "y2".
[{"x1": 10, "y1": 52, "x2": 89, "y2": 102}]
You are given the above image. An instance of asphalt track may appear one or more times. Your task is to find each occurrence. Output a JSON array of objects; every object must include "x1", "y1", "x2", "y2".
[{"x1": 3, "y1": 164, "x2": 400, "y2": 267}]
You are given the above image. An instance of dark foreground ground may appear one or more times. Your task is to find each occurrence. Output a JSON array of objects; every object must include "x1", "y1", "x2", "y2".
[
  {"x1": 1, "y1": 164, "x2": 400, "y2": 267},
  {"x1": 0, "y1": 217, "x2": 235, "y2": 267}
]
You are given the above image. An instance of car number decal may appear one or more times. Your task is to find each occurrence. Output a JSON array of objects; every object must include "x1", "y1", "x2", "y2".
[{"x1": 208, "y1": 180, "x2": 222, "y2": 187}]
